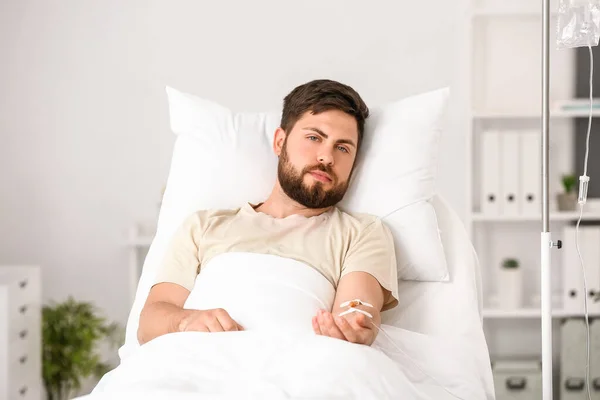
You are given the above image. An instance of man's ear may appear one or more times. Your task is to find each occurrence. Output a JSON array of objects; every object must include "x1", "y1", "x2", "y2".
[{"x1": 273, "y1": 127, "x2": 287, "y2": 157}]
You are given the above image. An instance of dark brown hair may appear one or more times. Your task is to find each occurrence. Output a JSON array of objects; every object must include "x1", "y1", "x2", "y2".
[{"x1": 280, "y1": 79, "x2": 369, "y2": 150}]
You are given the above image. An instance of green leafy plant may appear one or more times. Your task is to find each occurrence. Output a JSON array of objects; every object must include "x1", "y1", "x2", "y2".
[
  {"x1": 562, "y1": 174, "x2": 577, "y2": 193},
  {"x1": 502, "y1": 258, "x2": 520, "y2": 269},
  {"x1": 42, "y1": 297, "x2": 122, "y2": 400}
]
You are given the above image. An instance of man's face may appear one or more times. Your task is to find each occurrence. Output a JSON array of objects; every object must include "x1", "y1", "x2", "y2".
[{"x1": 275, "y1": 109, "x2": 359, "y2": 209}]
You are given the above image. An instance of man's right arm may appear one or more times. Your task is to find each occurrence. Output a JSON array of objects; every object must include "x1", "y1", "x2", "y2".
[
  {"x1": 138, "y1": 282, "x2": 192, "y2": 344},
  {"x1": 138, "y1": 282, "x2": 244, "y2": 345}
]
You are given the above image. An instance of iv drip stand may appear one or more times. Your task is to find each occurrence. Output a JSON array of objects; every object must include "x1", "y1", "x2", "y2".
[{"x1": 542, "y1": 0, "x2": 560, "y2": 398}]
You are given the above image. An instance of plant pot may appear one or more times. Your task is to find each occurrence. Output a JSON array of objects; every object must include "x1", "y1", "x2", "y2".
[
  {"x1": 498, "y1": 268, "x2": 523, "y2": 309},
  {"x1": 557, "y1": 192, "x2": 577, "y2": 211}
]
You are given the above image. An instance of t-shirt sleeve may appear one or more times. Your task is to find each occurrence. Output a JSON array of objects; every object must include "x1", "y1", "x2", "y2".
[
  {"x1": 341, "y1": 218, "x2": 399, "y2": 311},
  {"x1": 152, "y1": 212, "x2": 204, "y2": 292}
]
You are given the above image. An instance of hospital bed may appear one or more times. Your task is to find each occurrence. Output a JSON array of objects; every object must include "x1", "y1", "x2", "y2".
[{"x1": 77, "y1": 194, "x2": 495, "y2": 400}]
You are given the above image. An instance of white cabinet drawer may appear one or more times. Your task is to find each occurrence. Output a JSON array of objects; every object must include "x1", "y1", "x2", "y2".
[
  {"x1": 11, "y1": 378, "x2": 41, "y2": 400},
  {"x1": 9, "y1": 299, "x2": 38, "y2": 324},
  {"x1": 6, "y1": 275, "x2": 40, "y2": 318},
  {"x1": 8, "y1": 314, "x2": 39, "y2": 342},
  {"x1": 9, "y1": 334, "x2": 40, "y2": 374}
]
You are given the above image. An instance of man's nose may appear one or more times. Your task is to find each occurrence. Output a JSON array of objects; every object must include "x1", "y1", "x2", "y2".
[{"x1": 318, "y1": 151, "x2": 334, "y2": 166}]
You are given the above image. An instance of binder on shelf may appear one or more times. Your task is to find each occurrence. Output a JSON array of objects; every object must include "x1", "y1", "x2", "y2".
[
  {"x1": 562, "y1": 226, "x2": 582, "y2": 314},
  {"x1": 480, "y1": 130, "x2": 501, "y2": 215},
  {"x1": 500, "y1": 131, "x2": 521, "y2": 216},
  {"x1": 519, "y1": 130, "x2": 541, "y2": 216}
]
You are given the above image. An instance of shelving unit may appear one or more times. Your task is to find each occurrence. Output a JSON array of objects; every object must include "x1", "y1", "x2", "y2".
[
  {"x1": 127, "y1": 223, "x2": 156, "y2": 304},
  {"x1": 474, "y1": 110, "x2": 600, "y2": 119},
  {"x1": 465, "y1": 0, "x2": 600, "y2": 392},
  {"x1": 472, "y1": 211, "x2": 600, "y2": 222},
  {"x1": 483, "y1": 308, "x2": 600, "y2": 319}
]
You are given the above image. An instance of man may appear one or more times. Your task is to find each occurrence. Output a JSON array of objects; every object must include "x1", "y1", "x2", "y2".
[{"x1": 138, "y1": 79, "x2": 399, "y2": 347}]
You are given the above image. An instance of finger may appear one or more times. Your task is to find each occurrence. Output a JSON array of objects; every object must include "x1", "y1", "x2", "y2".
[
  {"x1": 317, "y1": 310, "x2": 327, "y2": 334},
  {"x1": 322, "y1": 312, "x2": 345, "y2": 340},
  {"x1": 214, "y1": 309, "x2": 240, "y2": 332},
  {"x1": 216, "y1": 314, "x2": 239, "y2": 332},
  {"x1": 354, "y1": 313, "x2": 371, "y2": 329},
  {"x1": 312, "y1": 316, "x2": 322, "y2": 335},
  {"x1": 317, "y1": 310, "x2": 338, "y2": 338},
  {"x1": 182, "y1": 321, "x2": 210, "y2": 333},
  {"x1": 179, "y1": 313, "x2": 209, "y2": 332},
  {"x1": 346, "y1": 314, "x2": 375, "y2": 345},
  {"x1": 236, "y1": 323, "x2": 245, "y2": 331},
  {"x1": 205, "y1": 317, "x2": 225, "y2": 333},
  {"x1": 178, "y1": 316, "x2": 190, "y2": 332},
  {"x1": 335, "y1": 316, "x2": 359, "y2": 343}
]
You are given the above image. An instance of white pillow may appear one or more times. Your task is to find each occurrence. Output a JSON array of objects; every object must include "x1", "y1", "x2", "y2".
[{"x1": 119, "y1": 85, "x2": 449, "y2": 360}]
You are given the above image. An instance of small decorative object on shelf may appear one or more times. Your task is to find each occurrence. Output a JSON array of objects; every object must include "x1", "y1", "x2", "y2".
[
  {"x1": 498, "y1": 258, "x2": 523, "y2": 309},
  {"x1": 557, "y1": 174, "x2": 578, "y2": 211}
]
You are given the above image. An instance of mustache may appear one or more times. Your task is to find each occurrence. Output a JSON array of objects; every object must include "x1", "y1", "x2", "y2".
[{"x1": 303, "y1": 164, "x2": 335, "y2": 180}]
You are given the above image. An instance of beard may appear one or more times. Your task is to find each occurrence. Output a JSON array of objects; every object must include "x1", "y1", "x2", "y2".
[{"x1": 277, "y1": 139, "x2": 349, "y2": 209}]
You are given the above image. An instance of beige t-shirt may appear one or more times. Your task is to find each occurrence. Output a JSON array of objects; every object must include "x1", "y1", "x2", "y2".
[{"x1": 154, "y1": 203, "x2": 399, "y2": 311}]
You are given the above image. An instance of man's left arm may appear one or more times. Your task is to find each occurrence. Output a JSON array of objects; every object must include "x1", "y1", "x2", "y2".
[
  {"x1": 312, "y1": 272, "x2": 386, "y2": 345},
  {"x1": 332, "y1": 271, "x2": 387, "y2": 327},
  {"x1": 312, "y1": 218, "x2": 398, "y2": 345}
]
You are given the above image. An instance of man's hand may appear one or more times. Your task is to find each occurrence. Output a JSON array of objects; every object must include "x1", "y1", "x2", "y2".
[
  {"x1": 178, "y1": 308, "x2": 244, "y2": 333},
  {"x1": 311, "y1": 309, "x2": 376, "y2": 345}
]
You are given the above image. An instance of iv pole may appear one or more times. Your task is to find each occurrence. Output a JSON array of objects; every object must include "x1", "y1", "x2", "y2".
[{"x1": 542, "y1": 0, "x2": 561, "y2": 398}]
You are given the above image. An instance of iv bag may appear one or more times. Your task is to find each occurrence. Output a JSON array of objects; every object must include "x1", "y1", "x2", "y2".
[{"x1": 557, "y1": 0, "x2": 600, "y2": 48}]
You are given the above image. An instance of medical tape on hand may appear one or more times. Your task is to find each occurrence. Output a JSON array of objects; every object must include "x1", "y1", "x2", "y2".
[
  {"x1": 338, "y1": 307, "x2": 373, "y2": 319},
  {"x1": 337, "y1": 299, "x2": 374, "y2": 319},
  {"x1": 340, "y1": 299, "x2": 373, "y2": 308}
]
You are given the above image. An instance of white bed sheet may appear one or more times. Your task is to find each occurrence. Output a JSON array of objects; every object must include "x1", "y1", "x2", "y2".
[
  {"x1": 381, "y1": 195, "x2": 494, "y2": 398},
  {"x1": 79, "y1": 327, "x2": 483, "y2": 400},
  {"x1": 80, "y1": 212, "x2": 494, "y2": 400}
]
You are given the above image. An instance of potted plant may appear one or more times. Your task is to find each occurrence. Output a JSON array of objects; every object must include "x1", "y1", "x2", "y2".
[
  {"x1": 42, "y1": 297, "x2": 122, "y2": 400},
  {"x1": 557, "y1": 174, "x2": 578, "y2": 211},
  {"x1": 498, "y1": 258, "x2": 523, "y2": 309}
]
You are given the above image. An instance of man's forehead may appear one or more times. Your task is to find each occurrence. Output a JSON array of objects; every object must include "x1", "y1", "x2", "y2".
[{"x1": 296, "y1": 110, "x2": 358, "y2": 138}]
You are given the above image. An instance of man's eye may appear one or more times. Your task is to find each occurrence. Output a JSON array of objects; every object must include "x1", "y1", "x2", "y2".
[
  {"x1": 308, "y1": 136, "x2": 319, "y2": 141},
  {"x1": 337, "y1": 146, "x2": 349, "y2": 153}
]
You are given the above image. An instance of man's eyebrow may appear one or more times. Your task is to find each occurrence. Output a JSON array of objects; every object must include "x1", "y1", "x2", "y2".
[{"x1": 303, "y1": 127, "x2": 357, "y2": 148}]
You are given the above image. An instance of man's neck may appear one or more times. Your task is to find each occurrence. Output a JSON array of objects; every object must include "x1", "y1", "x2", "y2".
[{"x1": 255, "y1": 184, "x2": 332, "y2": 219}]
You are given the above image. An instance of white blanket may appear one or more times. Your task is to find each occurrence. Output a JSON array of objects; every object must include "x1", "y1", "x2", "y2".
[{"x1": 83, "y1": 253, "x2": 488, "y2": 399}]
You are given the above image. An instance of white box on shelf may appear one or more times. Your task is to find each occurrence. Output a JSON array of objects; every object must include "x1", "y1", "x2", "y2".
[
  {"x1": 561, "y1": 319, "x2": 588, "y2": 400},
  {"x1": 519, "y1": 130, "x2": 541, "y2": 216},
  {"x1": 481, "y1": 130, "x2": 501, "y2": 215},
  {"x1": 500, "y1": 131, "x2": 521, "y2": 216},
  {"x1": 492, "y1": 359, "x2": 542, "y2": 400},
  {"x1": 497, "y1": 267, "x2": 523, "y2": 310}
]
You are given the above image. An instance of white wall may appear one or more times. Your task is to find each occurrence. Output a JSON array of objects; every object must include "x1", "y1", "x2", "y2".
[{"x1": 0, "y1": 0, "x2": 469, "y2": 328}]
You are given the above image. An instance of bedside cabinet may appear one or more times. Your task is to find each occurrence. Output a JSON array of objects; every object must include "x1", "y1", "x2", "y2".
[{"x1": 0, "y1": 266, "x2": 42, "y2": 400}]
